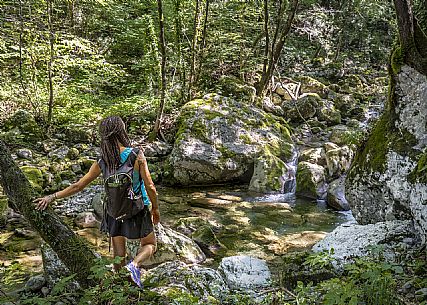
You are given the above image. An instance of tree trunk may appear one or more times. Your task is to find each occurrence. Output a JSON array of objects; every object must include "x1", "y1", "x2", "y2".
[
  {"x1": 0, "y1": 140, "x2": 97, "y2": 288},
  {"x1": 173, "y1": 0, "x2": 186, "y2": 103},
  {"x1": 261, "y1": 0, "x2": 270, "y2": 79},
  {"x1": 194, "y1": 0, "x2": 210, "y2": 85},
  {"x1": 46, "y1": 0, "x2": 54, "y2": 127},
  {"x1": 187, "y1": 0, "x2": 202, "y2": 100},
  {"x1": 150, "y1": 0, "x2": 167, "y2": 141},
  {"x1": 256, "y1": 0, "x2": 298, "y2": 96},
  {"x1": 394, "y1": 0, "x2": 427, "y2": 75}
]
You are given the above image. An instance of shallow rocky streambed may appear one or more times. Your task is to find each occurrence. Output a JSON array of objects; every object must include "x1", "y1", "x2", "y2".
[{"x1": 0, "y1": 184, "x2": 353, "y2": 291}]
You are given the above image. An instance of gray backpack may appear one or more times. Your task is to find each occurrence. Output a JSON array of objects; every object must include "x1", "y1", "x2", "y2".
[{"x1": 98, "y1": 148, "x2": 144, "y2": 221}]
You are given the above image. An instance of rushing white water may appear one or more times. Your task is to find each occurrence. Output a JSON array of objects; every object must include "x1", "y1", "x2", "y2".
[{"x1": 279, "y1": 147, "x2": 299, "y2": 200}]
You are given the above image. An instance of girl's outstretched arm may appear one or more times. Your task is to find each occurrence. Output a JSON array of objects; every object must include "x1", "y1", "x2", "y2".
[{"x1": 33, "y1": 161, "x2": 101, "y2": 210}]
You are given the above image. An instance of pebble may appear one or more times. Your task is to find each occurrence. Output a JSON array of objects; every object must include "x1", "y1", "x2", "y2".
[
  {"x1": 16, "y1": 149, "x2": 33, "y2": 160},
  {"x1": 25, "y1": 274, "x2": 46, "y2": 292},
  {"x1": 41, "y1": 286, "x2": 50, "y2": 296}
]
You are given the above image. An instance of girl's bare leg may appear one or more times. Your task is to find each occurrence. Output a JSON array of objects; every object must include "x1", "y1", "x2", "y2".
[
  {"x1": 111, "y1": 236, "x2": 126, "y2": 271},
  {"x1": 133, "y1": 232, "x2": 156, "y2": 268}
]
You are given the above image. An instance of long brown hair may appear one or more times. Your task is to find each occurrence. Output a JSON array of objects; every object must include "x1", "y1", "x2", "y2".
[{"x1": 99, "y1": 116, "x2": 131, "y2": 171}]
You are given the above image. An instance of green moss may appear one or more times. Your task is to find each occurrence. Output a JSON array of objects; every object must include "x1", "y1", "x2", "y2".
[
  {"x1": 239, "y1": 133, "x2": 253, "y2": 144},
  {"x1": 408, "y1": 151, "x2": 427, "y2": 183},
  {"x1": 20, "y1": 166, "x2": 44, "y2": 193},
  {"x1": 391, "y1": 46, "x2": 404, "y2": 75},
  {"x1": 296, "y1": 162, "x2": 318, "y2": 198},
  {"x1": 349, "y1": 69, "x2": 418, "y2": 177}
]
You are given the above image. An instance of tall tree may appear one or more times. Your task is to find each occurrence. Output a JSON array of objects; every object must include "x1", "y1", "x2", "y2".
[
  {"x1": 187, "y1": 0, "x2": 202, "y2": 100},
  {"x1": 46, "y1": 0, "x2": 55, "y2": 127},
  {"x1": 151, "y1": 0, "x2": 167, "y2": 140},
  {"x1": 0, "y1": 141, "x2": 97, "y2": 288}
]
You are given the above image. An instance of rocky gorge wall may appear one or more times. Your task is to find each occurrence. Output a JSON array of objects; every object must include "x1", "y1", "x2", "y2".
[{"x1": 346, "y1": 65, "x2": 427, "y2": 243}]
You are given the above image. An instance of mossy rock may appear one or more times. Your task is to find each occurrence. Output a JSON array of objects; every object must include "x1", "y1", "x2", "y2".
[
  {"x1": 249, "y1": 150, "x2": 290, "y2": 192},
  {"x1": 217, "y1": 75, "x2": 256, "y2": 102},
  {"x1": 78, "y1": 157, "x2": 95, "y2": 171},
  {"x1": 296, "y1": 161, "x2": 326, "y2": 199},
  {"x1": 329, "y1": 125, "x2": 365, "y2": 146},
  {"x1": 66, "y1": 147, "x2": 80, "y2": 160},
  {"x1": 408, "y1": 150, "x2": 427, "y2": 184},
  {"x1": 4, "y1": 110, "x2": 44, "y2": 142},
  {"x1": 168, "y1": 94, "x2": 294, "y2": 186},
  {"x1": 338, "y1": 74, "x2": 364, "y2": 93},
  {"x1": 20, "y1": 166, "x2": 44, "y2": 193},
  {"x1": 295, "y1": 76, "x2": 329, "y2": 98},
  {"x1": 191, "y1": 225, "x2": 226, "y2": 257},
  {"x1": 346, "y1": 65, "x2": 426, "y2": 238},
  {"x1": 317, "y1": 100, "x2": 341, "y2": 126},
  {"x1": 278, "y1": 251, "x2": 336, "y2": 289},
  {"x1": 63, "y1": 124, "x2": 93, "y2": 144},
  {"x1": 282, "y1": 93, "x2": 320, "y2": 122},
  {"x1": 60, "y1": 170, "x2": 77, "y2": 181}
]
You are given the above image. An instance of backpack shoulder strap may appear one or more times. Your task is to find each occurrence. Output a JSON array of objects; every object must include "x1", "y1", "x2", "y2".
[
  {"x1": 98, "y1": 158, "x2": 107, "y2": 177},
  {"x1": 128, "y1": 147, "x2": 141, "y2": 166}
]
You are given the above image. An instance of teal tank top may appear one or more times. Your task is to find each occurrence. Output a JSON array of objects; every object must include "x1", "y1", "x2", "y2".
[{"x1": 120, "y1": 148, "x2": 151, "y2": 206}]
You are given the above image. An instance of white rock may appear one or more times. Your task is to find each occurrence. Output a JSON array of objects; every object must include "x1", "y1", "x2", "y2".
[
  {"x1": 218, "y1": 255, "x2": 271, "y2": 290},
  {"x1": 313, "y1": 220, "x2": 415, "y2": 264}
]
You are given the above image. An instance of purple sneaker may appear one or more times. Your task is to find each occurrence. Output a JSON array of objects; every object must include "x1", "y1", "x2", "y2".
[{"x1": 125, "y1": 261, "x2": 143, "y2": 288}]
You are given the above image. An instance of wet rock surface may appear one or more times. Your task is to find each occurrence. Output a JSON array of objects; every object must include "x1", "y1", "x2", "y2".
[{"x1": 327, "y1": 176, "x2": 350, "y2": 211}]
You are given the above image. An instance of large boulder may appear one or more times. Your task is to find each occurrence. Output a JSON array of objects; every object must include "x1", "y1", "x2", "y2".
[
  {"x1": 218, "y1": 255, "x2": 271, "y2": 290},
  {"x1": 324, "y1": 142, "x2": 354, "y2": 178},
  {"x1": 249, "y1": 152, "x2": 293, "y2": 192},
  {"x1": 167, "y1": 94, "x2": 294, "y2": 191},
  {"x1": 281, "y1": 93, "x2": 320, "y2": 122},
  {"x1": 346, "y1": 65, "x2": 427, "y2": 243},
  {"x1": 299, "y1": 147, "x2": 326, "y2": 166},
  {"x1": 295, "y1": 76, "x2": 329, "y2": 98},
  {"x1": 313, "y1": 220, "x2": 416, "y2": 264},
  {"x1": 317, "y1": 100, "x2": 341, "y2": 126}
]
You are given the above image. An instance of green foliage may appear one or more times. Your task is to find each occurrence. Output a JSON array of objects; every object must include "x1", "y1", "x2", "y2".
[
  {"x1": 303, "y1": 249, "x2": 335, "y2": 270},
  {"x1": 0, "y1": 261, "x2": 27, "y2": 287},
  {"x1": 80, "y1": 256, "x2": 163, "y2": 304},
  {"x1": 20, "y1": 274, "x2": 79, "y2": 305},
  {"x1": 291, "y1": 248, "x2": 404, "y2": 305}
]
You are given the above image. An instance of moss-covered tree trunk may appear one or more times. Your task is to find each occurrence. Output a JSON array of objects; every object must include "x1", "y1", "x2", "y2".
[{"x1": 0, "y1": 140, "x2": 97, "y2": 288}]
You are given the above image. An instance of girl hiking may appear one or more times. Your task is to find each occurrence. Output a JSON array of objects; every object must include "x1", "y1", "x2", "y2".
[{"x1": 34, "y1": 116, "x2": 160, "y2": 288}]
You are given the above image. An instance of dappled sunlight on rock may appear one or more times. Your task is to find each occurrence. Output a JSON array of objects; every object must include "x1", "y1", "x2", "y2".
[{"x1": 268, "y1": 231, "x2": 327, "y2": 254}]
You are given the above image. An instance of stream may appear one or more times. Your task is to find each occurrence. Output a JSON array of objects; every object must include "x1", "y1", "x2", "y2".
[{"x1": 1, "y1": 185, "x2": 354, "y2": 281}]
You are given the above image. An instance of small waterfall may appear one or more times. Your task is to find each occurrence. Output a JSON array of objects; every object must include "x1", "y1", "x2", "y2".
[{"x1": 280, "y1": 147, "x2": 299, "y2": 198}]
